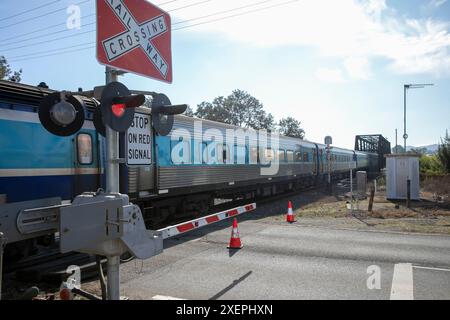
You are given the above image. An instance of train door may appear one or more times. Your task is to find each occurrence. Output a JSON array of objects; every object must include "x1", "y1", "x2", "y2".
[
  {"x1": 72, "y1": 130, "x2": 101, "y2": 197},
  {"x1": 319, "y1": 149, "x2": 324, "y2": 173},
  {"x1": 312, "y1": 147, "x2": 317, "y2": 175}
]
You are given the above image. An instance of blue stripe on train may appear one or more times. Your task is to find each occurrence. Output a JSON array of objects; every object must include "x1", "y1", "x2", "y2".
[
  {"x1": 0, "y1": 118, "x2": 98, "y2": 169},
  {"x1": 0, "y1": 174, "x2": 100, "y2": 203}
]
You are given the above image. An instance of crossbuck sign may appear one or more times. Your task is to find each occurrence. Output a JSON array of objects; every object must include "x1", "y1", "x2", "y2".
[{"x1": 96, "y1": 0, "x2": 172, "y2": 83}]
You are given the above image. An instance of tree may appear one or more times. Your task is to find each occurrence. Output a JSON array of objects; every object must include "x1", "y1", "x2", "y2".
[
  {"x1": 0, "y1": 56, "x2": 22, "y2": 82},
  {"x1": 392, "y1": 145, "x2": 405, "y2": 153},
  {"x1": 410, "y1": 147, "x2": 427, "y2": 155},
  {"x1": 437, "y1": 129, "x2": 450, "y2": 173},
  {"x1": 184, "y1": 105, "x2": 194, "y2": 117},
  {"x1": 195, "y1": 96, "x2": 231, "y2": 124},
  {"x1": 195, "y1": 90, "x2": 275, "y2": 130},
  {"x1": 225, "y1": 89, "x2": 274, "y2": 130},
  {"x1": 278, "y1": 117, "x2": 305, "y2": 139}
]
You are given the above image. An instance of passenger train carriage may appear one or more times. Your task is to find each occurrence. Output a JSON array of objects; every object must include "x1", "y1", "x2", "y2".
[{"x1": 0, "y1": 80, "x2": 379, "y2": 257}]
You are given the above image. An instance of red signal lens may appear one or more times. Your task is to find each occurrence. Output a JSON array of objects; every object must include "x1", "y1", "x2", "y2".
[{"x1": 111, "y1": 103, "x2": 126, "y2": 117}]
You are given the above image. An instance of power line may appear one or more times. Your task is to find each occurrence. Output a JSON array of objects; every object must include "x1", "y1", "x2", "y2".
[
  {"x1": 0, "y1": 13, "x2": 96, "y2": 42},
  {"x1": 173, "y1": 0, "x2": 299, "y2": 31},
  {"x1": 172, "y1": 0, "x2": 275, "y2": 25},
  {"x1": 0, "y1": 0, "x2": 92, "y2": 30},
  {"x1": 1, "y1": 0, "x2": 181, "y2": 33},
  {"x1": 2, "y1": 29, "x2": 95, "y2": 52},
  {"x1": 8, "y1": 41, "x2": 95, "y2": 59},
  {"x1": 7, "y1": 0, "x2": 299, "y2": 63},
  {"x1": 2, "y1": 22, "x2": 96, "y2": 47},
  {"x1": 157, "y1": 0, "x2": 184, "y2": 5},
  {"x1": 169, "y1": 0, "x2": 214, "y2": 12},
  {"x1": 9, "y1": 45, "x2": 95, "y2": 63},
  {"x1": 1, "y1": 0, "x2": 205, "y2": 48},
  {"x1": 0, "y1": 0, "x2": 61, "y2": 22}
]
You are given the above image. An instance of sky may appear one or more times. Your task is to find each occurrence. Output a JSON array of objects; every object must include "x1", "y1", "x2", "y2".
[{"x1": 1, "y1": 0, "x2": 449, "y2": 149}]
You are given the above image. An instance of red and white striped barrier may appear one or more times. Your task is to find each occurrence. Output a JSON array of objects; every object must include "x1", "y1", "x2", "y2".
[{"x1": 158, "y1": 203, "x2": 256, "y2": 239}]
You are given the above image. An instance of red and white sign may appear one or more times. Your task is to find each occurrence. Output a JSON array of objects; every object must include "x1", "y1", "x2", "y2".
[{"x1": 96, "y1": 0, "x2": 172, "y2": 83}]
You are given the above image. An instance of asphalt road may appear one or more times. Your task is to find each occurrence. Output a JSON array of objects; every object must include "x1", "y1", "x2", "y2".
[{"x1": 116, "y1": 216, "x2": 450, "y2": 300}]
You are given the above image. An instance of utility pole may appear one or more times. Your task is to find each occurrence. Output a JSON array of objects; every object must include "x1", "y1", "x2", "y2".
[
  {"x1": 395, "y1": 128, "x2": 397, "y2": 153},
  {"x1": 403, "y1": 83, "x2": 434, "y2": 153}
]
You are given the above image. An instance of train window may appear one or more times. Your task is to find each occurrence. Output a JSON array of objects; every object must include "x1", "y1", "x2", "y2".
[
  {"x1": 303, "y1": 152, "x2": 309, "y2": 162},
  {"x1": 278, "y1": 149, "x2": 285, "y2": 162},
  {"x1": 202, "y1": 142, "x2": 208, "y2": 164},
  {"x1": 250, "y1": 147, "x2": 258, "y2": 164},
  {"x1": 77, "y1": 133, "x2": 93, "y2": 165},
  {"x1": 194, "y1": 142, "x2": 201, "y2": 164},
  {"x1": 286, "y1": 150, "x2": 294, "y2": 162},
  {"x1": 212, "y1": 143, "x2": 222, "y2": 163},
  {"x1": 222, "y1": 144, "x2": 232, "y2": 164},
  {"x1": 236, "y1": 145, "x2": 246, "y2": 164},
  {"x1": 265, "y1": 148, "x2": 274, "y2": 162},
  {"x1": 295, "y1": 151, "x2": 302, "y2": 162}
]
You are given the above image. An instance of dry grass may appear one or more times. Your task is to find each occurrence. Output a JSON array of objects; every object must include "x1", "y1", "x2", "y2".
[
  {"x1": 281, "y1": 186, "x2": 450, "y2": 235},
  {"x1": 422, "y1": 175, "x2": 450, "y2": 203},
  {"x1": 297, "y1": 201, "x2": 348, "y2": 218},
  {"x1": 368, "y1": 217, "x2": 450, "y2": 235},
  {"x1": 369, "y1": 209, "x2": 417, "y2": 219}
]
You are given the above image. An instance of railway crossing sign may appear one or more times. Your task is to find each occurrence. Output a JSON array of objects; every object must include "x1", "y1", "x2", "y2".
[{"x1": 96, "y1": 0, "x2": 173, "y2": 83}]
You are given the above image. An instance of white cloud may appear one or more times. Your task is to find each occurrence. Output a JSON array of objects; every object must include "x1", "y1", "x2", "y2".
[
  {"x1": 172, "y1": 0, "x2": 450, "y2": 78},
  {"x1": 314, "y1": 67, "x2": 346, "y2": 83},
  {"x1": 430, "y1": 0, "x2": 447, "y2": 8},
  {"x1": 344, "y1": 56, "x2": 372, "y2": 80}
]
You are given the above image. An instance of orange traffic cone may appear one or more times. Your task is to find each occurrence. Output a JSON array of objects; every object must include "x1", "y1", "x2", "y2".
[
  {"x1": 286, "y1": 201, "x2": 296, "y2": 223},
  {"x1": 59, "y1": 282, "x2": 73, "y2": 300},
  {"x1": 227, "y1": 218, "x2": 243, "y2": 249}
]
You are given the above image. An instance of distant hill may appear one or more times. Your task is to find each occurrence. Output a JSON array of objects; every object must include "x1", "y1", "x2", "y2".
[{"x1": 406, "y1": 144, "x2": 439, "y2": 154}]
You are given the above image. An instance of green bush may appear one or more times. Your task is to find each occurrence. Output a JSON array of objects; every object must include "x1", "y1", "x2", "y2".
[{"x1": 420, "y1": 154, "x2": 444, "y2": 175}]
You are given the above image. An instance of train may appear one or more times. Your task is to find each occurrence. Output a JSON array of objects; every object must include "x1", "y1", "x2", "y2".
[{"x1": 0, "y1": 80, "x2": 380, "y2": 258}]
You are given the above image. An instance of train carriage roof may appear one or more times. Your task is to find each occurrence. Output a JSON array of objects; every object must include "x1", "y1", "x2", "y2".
[{"x1": 0, "y1": 80, "x2": 98, "y2": 110}]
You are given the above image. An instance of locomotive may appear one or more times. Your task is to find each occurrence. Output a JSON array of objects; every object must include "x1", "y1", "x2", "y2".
[{"x1": 0, "y1": 80, "x2": 379, "y2": 257}]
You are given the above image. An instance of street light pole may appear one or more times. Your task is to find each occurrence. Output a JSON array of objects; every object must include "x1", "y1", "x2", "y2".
[
  {"x1": 403, "y1": 86, "x2": 407, "y2": 152},
  {"x1": 403, "y1": 83, "x2": 433, "y2": 153}
]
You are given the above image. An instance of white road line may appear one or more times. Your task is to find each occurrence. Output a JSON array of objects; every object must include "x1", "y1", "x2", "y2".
[
  {"x1": 390, "y1": 263, "x2": 414, "y2": 300},
  {"x1": 152, "y1": 295, "x2": 185, "y2": 300},
  {"x1": 413, "y1": 265, "x2": 450, "y2": 272}
]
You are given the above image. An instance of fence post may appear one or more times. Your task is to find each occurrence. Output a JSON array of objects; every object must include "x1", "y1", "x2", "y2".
[
  {"x1": 406, "y1": 179, "x2": 411, "y2": 208},
  {"x1": 368, "y1": 185, "x2": 375, "y2": 212}
]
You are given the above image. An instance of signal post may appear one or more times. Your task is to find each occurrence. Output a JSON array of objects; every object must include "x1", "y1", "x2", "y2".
[
  {"x1": 96, "y1": 0, "x2": 174, "y2": 299},
  {"x1": 104, "y1": 66, "x2": 121, "y2": 300}
]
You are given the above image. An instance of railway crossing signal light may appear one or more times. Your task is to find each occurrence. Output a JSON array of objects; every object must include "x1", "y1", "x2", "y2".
[
  {"x1": 99, "y1": 81, "x2": 145, "y2": 133},
  {"x1": 38, "y1": 81, "x2": 187, "y2": 137},
  {"x1": 151, "y1": 93, "x2": 187, "y2": 136},
  {"x1": 38, "y1": 91, "x2": 87, "y2": 136}
]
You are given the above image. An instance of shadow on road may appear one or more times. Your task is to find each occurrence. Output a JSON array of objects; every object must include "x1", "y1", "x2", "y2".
[{"x1": 209, "y1": 271, "x2": 252, "y2": 300}]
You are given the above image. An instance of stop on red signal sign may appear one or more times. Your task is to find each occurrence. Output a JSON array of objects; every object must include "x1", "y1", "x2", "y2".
[{"x1": 96, "y1": 0, "x2": 173, "y2": 83}]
